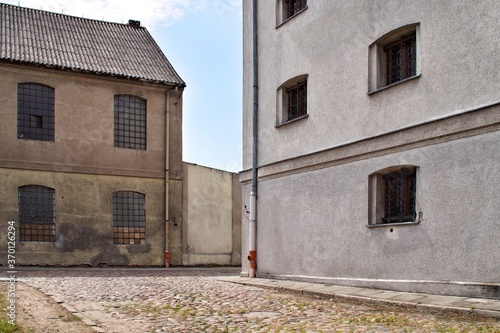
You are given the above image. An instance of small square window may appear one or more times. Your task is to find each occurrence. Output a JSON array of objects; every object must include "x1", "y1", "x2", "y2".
[
  {"x1": 285, "y1": 0, "x2": 307, "y2": 20},
  {"x1": 368, "y1": 24, "x2": 420, "y2": 93},
  {"x1": 286, "y1": 81, "x2": 307, "y2": 121},
  {"x1": 382, "y1": 168, "x2": 416, "y2": 223},
  {"x1": 277, "y1": 0, "x2": 307, "y2": 26},
  {"x1": 368, "y1": 166, "x2": 419, "y2": 226},
  {"x1": 277, "y1": 75, "x2": 308, "y2": 126},
  {"x1": 384, "y1": 33, "x2": 417, "y2": 86},
  {"x1": 30, "y1": 115, "x2": 43, "y2": 129}
]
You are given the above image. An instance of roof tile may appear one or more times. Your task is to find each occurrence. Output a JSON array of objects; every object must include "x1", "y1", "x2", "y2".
[{"x1": 0, "y1": 3, "x2": 185, "y2": 86}]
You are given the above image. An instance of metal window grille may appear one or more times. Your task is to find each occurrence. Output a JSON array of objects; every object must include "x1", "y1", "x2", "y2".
[
  {"x1": 383, "y1": 168, "x2": 416, "y2": 223},
  {"x1": 286, "y1": 81, "x2": 307, "y2": 121},
  {"x1": 112, "y1": 191, "x2": 146, "y2": 244},
  {"x1": 285, "y1": 0, "x2": 307, "y2": 19},
  {"x1": 384, "y1": 33, "x2": 417, "y2": 86},
  {"x1": 17, "y1": 83, "x2": 55, "y2": 141},
  {"x1": 18, "y1": 185, "x2": 56, "y2": 242},
  {"x1": 114, "y1": 95, "x2": 147, "y2": 150}
]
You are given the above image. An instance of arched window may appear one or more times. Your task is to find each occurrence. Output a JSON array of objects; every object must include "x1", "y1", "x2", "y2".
[
  {"x1": 276, "y1": 0, "x2": 308, "y2": 26},
  {"x1": 17, "y1": 83, "x2": 55, "y2": 141},
  {"x1": 114, "y1": 95, "x2": 147, "y2": 150},
  {"x1": 277, "y1": 75, "x2": 308, "y2": 125},
  {"x1": 368, "y1": 24, "x2": 420, "y2": 93},
  {"x1": 368, "y1": 166, "x2": 419, "y2": 226},
  {"x1": 18, "y1": 185, "x2": 56, "y2": 242},
  {"x1": 112, "y1": 191, "x2": 146, "y2": 244}
]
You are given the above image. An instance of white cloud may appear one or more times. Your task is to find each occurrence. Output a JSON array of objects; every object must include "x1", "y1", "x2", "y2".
[{"x1": 4, "y1": 0, "x2": 201, "y2": 29}]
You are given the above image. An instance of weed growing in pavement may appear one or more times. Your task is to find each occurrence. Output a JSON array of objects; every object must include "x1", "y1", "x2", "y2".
[
  {"x1": 0, "y1": 293, "x2": 21, "y2": 333},
  {"x1": 297, "y1": 301, "x2": 309, "y2": 310},
  {"x1": 62, "y1": 313, "x2": 82, "y2": 323},
  {"x1": 0, "y1": 320, "x2": 19, "y2": 333}
]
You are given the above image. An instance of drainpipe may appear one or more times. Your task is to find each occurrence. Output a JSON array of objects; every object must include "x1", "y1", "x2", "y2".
[
  {"x1": 165, "y1": 85, "x2": 179, "y2": 268},
  {"x1": 248, "y1": 0, "x2": 258, "y2": 278}
]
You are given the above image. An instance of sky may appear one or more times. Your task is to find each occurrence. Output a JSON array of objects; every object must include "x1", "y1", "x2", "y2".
[{"x1": 4, "y1": 0, "x2": 243, "y2": 172}]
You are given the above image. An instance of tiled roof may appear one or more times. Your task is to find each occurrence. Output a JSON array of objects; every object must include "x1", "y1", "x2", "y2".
[{"x1": 0, "y1": 3, "x2": 185, "y2": 86}]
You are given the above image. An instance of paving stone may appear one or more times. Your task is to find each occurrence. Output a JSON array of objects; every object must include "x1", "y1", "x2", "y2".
[
  {"x1": 387, "y1": 293, "x2": 428, "y2": 302},
  {"x1": 18, "y1": 268, "x2": 500, "y2": 333},
  {"x1": 60, "y1": 303, "x2": 78, "y2": 313}
]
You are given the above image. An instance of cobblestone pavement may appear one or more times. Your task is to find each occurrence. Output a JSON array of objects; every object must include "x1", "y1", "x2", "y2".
[{"x1": 19, "y1": 268, "x2": 500, "y2": 333}]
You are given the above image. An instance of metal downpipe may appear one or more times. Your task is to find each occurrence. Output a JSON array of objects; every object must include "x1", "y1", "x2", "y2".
[{"x1": 248, "y1": 0, "x2": 258, "y2": 278}]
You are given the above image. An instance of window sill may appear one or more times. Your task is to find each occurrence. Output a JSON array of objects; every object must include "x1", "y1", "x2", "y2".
[
  {"x1": 17, "y1": 137, "x2": 55, "y2": 142},
  {"x1": 368, "y1": 74, "x2": 421, "y2": 95},
  {"x1": 276, "y1": 114, "x2": 308, "y2": 128},
  {"x1": 366, "y1": 221, "x2": 420, "y2": 228},
  {"x1": 115, "y1": 146, "x2": 147, "y2": 151},
  {"x1": 276, "y1": 6, "x2": 308, "y2": 29}
]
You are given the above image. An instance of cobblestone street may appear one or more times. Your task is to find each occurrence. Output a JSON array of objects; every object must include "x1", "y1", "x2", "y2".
[{"x1": 18, "y1": 268, "x2": 500, "y2": 333}]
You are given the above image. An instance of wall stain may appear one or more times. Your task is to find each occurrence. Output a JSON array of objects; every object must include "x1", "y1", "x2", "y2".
[{"x1": 56, "y1": 224, "x2": 129, "y2": 266}]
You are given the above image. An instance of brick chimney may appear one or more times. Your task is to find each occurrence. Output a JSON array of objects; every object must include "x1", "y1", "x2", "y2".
[{"x1": 128, "y1": 20, "x2": 141, "y2": 27}]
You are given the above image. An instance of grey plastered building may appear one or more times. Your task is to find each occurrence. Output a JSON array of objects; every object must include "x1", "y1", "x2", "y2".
[
  {"x1": 241, "y1": 1, "x2": 500, "y2": 298},
  {"x1": 0, "y1": 3, "x2": 185, "y2": 266}
]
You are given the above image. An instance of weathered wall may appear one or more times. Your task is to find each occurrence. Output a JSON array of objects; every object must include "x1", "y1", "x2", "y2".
[
  {"x1": 0, "y1": 63, "x2": 184, "y2": 266},
  {"x1": 0, "y1": 64, "x2": 170, "y2": 178},
  {"x1": 168, "y1": 178, "x2": 184, "y2": 266},
  {"x1": 182, "y1": 163, "x2": 241, "y2": 266},
  {"x1": 0, "y1": 169, "x2": 165, "y2": 266},
  {"x1": 167, "y1": 87, "x2": 184, "y2": 266}
]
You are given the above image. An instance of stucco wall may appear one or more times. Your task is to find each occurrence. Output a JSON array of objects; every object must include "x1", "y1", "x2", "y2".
[
  {"x1": 247, "y1": 128, "x2": 500, "y2": 298},
  {"x1": 0, "y1": 169, "x2": 166, "y2": 266},
  {"x1": 242, "y1": 1, "x2": 500, "y2": 169},
  {"x1": 182, "y1": 163, "x2": 241, "y2": 266},
  {"x1": 0, "y1": 63, "x2": 184, "y2": 266},
  {"x1": 241, "y1": 1, "x2": 500, "y2": 298}
]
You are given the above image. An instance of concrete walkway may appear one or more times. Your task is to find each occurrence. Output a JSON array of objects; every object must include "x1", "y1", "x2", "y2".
[{"x1": 216, "y1": 276, "x2": 500, "y2": 319}]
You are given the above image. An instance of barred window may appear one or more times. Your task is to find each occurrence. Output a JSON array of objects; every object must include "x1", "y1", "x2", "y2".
[
  {"x1": 368, "y1": 166, "x2": 419, "y2": 226},
  {"x1": 285, "y1": 0, "x2": 307, "y2": 20},
  {"x1": 368, "y1": 24, "x2": 420, "y2": 93},
  {"x1": 286, "y1": 81, "x2": 307, "y2": 121},
  {"x1": 18, "y1": 185, "x2": 56, "y2": 242},
  {"x1": 17, "y1": 83, "x2": 55, "y2": 141},
  {"x1": 277, "y1": 0, "x2": 307, "y2": 25},
  {"x1": 113, "y1": 191, "x2": 146, "y2": 244},
  {"x1": 277, "y1": 75, "x2": 308, "y2": 126},
  {"x1": 383, "y1": 168, "x2": 417, "y2": 223},
  {"x1": 114, "y1": 95, "x2": 147, "y2": 150},
  {"x1": 384, "y1": 33, "x2": 417, "y2": 86}
]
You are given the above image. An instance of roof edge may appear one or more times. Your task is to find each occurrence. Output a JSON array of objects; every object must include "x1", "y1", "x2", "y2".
[
  {"x1": 0, "y1": 59, "x2": 186, "y2": 88},
  {"x1": 0, "y1": 3, "x2": 145, "y2": 29}
]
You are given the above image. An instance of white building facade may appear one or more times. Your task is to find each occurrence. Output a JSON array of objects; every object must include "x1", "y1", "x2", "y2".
[{"x1": 241, "y1": 1, "x2": 500, "y2": 298}]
